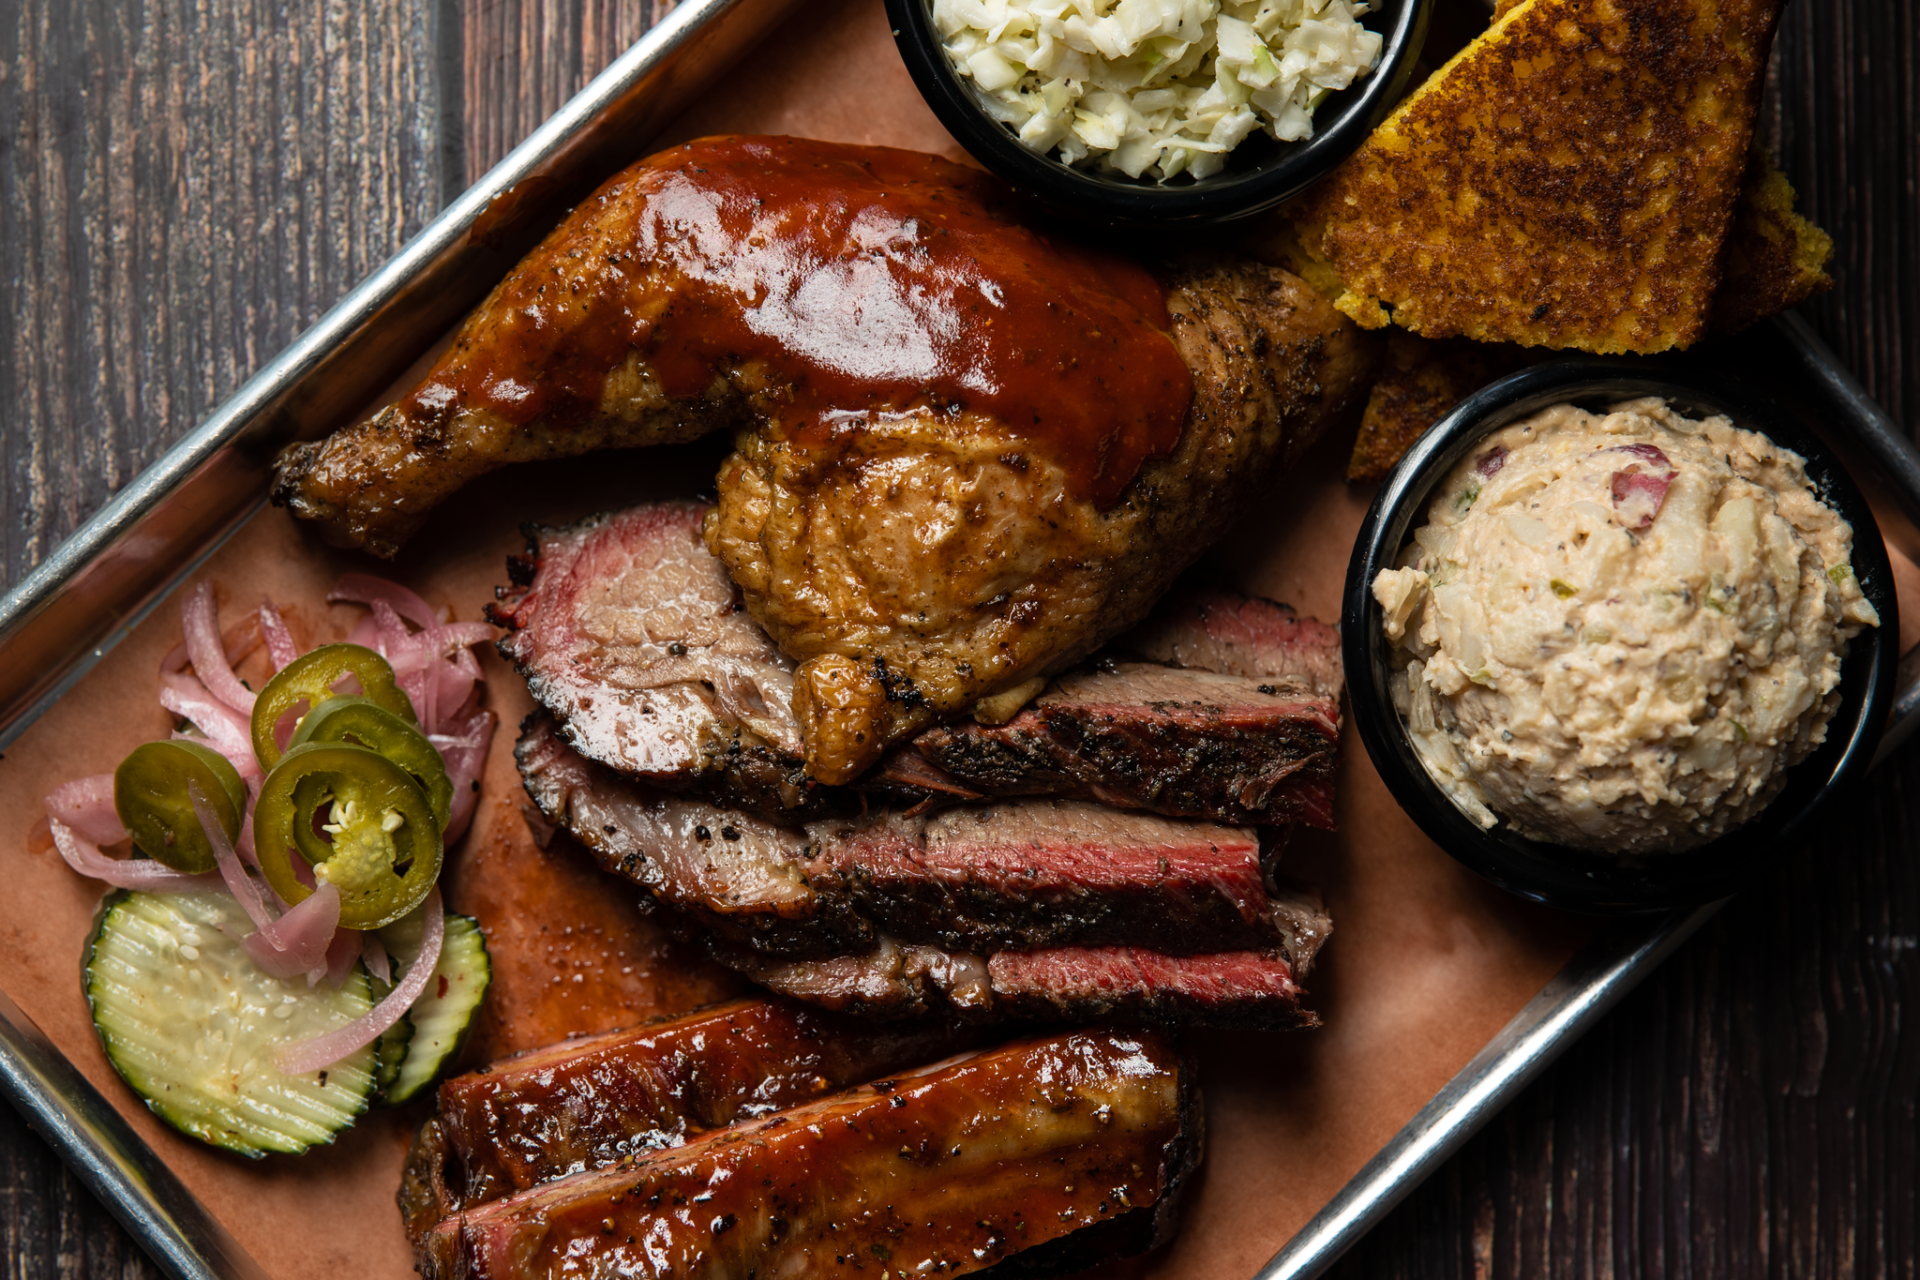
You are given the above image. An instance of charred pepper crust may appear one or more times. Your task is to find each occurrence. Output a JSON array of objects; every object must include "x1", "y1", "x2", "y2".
[
  {"x1": 916, "y1": 694, "x2": 1338, "y2": 827},
  {"x1": 803, "y1": 833, "x2": 1281, "y2": 957},
  {"x1": 484, "y1": 522, "x2": 557, "y2": 615}
]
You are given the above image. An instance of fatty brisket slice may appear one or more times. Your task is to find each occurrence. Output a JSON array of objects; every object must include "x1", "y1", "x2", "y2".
[
  {"x1": 903, "y1": 656, "x2": 1339, "y2": 829},
  {"x1": 519, "y1": 715, "x2": 1329, "y2": 1028},
  {"x1": 713, "y1": 934, "x2": 1323, "y2": 1030},
  {"x1": 492, "y1": 506, "x2": 1342, "y2": 825},
  {"x1": 486, "y1": 503, "x2": 815, "y2": 816},
  {"x1": 520, "y1": 714, "x2": 1316, "y2": 960}
]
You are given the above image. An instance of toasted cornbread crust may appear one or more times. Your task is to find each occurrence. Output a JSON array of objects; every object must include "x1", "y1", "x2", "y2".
[
  {"x1": 1293, "y1": 0, "x2": 1783, "y2": 354},
  {"x1": 1346, "y1": 333, "x2": 1540, "y2": 482},
  {"x1": 1709, "y1": 148, "x2": 1835, "y2": 335},
  {"x1": 1344, "y1": 152, "x2": 1831, "y2": 481}
]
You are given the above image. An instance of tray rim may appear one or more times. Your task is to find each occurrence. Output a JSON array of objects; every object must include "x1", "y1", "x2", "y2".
[{"x1": 3, "y1": 5, "x2": 1918, "y2": 1279}]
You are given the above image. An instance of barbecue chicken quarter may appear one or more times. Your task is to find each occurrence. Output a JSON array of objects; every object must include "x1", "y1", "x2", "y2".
[{"x1": 273, "y1": 136, "x2": 1379, "y2": 783}]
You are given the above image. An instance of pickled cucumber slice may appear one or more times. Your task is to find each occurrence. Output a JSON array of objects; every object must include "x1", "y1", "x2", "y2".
[
  {"x1": 376, "y1": 909, "x2": 491, "y2": 1105},
  {"x1": 84, "y1": 891, "x2": 376, "y2": 1157}
]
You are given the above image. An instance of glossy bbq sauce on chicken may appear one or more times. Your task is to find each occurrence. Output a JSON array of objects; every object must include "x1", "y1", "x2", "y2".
[{"x1": 421, "y1": 135, "x2": 1192, "y2": 508}]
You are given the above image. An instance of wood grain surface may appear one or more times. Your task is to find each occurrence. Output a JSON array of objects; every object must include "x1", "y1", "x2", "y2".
[{"x1": 2, "y1": 1, "x2": 1915, "y2": 1278}]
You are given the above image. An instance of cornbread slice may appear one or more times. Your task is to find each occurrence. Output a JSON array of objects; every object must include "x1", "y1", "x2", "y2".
[
  {"x1": 1709, "y1": 147, "x2": 1835, "y2": 335},
  {"x1": 1292, "y1": 0, "x2": 1784, "y2": 354},
  {"x1": 1346, "y1": 333, "x2": 1540, "y2": 482},
  {"x1": 1343, "y1": 152, "x2": 1831, "y2": 481}
]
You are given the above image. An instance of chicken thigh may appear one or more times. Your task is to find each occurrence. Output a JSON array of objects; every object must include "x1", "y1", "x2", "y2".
[
  {"x1": 709, "y1": 259, "x2": 1375, "y2": 781},
  {"x1": 274, "y1": 136, "x2": 1377, "y2": 782}
]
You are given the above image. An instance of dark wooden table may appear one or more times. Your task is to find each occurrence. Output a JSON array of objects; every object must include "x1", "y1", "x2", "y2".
[{"x1": 2, "y1": 2, "x2": 1915, "y2": 1277}]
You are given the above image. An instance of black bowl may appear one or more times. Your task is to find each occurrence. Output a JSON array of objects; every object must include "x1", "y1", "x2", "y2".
[
  {"x1": 884, "y1": 0, "x2": 1431, "y2": 227},
  {"x1": 1342, "y1": 359, "x2": 1899, "y2": 914}
]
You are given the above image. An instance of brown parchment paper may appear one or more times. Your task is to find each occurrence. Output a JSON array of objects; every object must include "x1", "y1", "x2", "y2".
[{"x1": 0, "y1": 3, "x2": 1909, "y2": 1278}]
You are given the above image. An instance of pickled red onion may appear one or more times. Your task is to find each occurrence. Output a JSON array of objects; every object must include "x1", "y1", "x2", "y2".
[
  {"x1": 328, "y1": 574, "x2": 437, "y2": 630},
  {"x1": 45, "y1": 774, "x2": 126, "y2": 846},
  {"x1": 182, "y1": 581, "x2": 257, "y2": 714},
  {"x1": 159, "y1": 612, "x2": 263, "y2": 678},
  {"x1": 274, "y1": 888, "x2": 443, "y2": 1075},
  {"x1": 432, "y1": 711, "x2": 496, "y2": 843},
  {"x1": 58, "y1": 574, "x2": 489, "y2": 1049},
  {"x1": 362, "y1": 931, "x2": 392, "y2": 984},
  {"x1": 48, "y1": 819, "x2": 223, "y2": 892},
  {"x1": 159, "y1": 672, "x2": 257, "y2": 777},
  {"x1": 260, "y1": 600, "x2": 299, "y2": 671},
  {"x1": 321, "y1": 923, "x2": 363, "y2": 989},
  {"x1": 192, "y1": 781, "x2": 277, "y2": 934},
  {"x1": 243, "y1": 883, "x2": 341, "y2": 981}
]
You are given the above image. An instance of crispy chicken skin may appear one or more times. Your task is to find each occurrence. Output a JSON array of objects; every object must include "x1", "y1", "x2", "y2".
[
  {"x1": 711, "y1": 260, "x2": 1376, "y2": 780},
  {"x1": 273, "y1": 137, "x2": 1377, "y2": 783},
  {"x1": 270, "y1": 276, "x2": 755, "y2": 559}
]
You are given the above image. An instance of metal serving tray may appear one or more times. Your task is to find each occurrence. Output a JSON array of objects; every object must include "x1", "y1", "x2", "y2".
[{"x1": 3, "y1": 4, "x2": 1916, "y2": 1278}]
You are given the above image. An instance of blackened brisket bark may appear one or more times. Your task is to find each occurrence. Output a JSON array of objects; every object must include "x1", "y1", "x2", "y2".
[
  {"x1": 500, "y1": 509, "x2": 1340, "y2": 1030},
  {"x1": 417, "y1": 1029, "x2": 1199, "y2": 1280},
  {"x1": 800, "y1": 798, "x2": 1279, "y2": 953},
  {"x1": 514, "y1": 715, "x2": 869, "y2": 956},
  {"x1": 521, "y1": 716, "x2": 1331, "y2": 1029},
  {"x1": 520, "y1": 715, "x2": 1317, "y2": 962},
  {"x1": 492, "y1": 505, "x2": 1343, "y2": 825},
  {"x1": 399, "y1": 999, "x2": 982, "y2": 1244},
  {"x1": 895, "y1": 589, "x2": 1344, "y2": 826}
]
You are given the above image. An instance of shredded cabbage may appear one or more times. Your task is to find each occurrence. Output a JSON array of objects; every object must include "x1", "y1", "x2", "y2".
[{"x1": 933, "y1": 0, "x2": 1383, "y2": 182}]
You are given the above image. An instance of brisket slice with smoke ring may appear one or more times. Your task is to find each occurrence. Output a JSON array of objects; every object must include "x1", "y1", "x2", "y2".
[
  {"x1": 902, "y1": 662, "x2": 1339, "y2": 829},
  {"x1": 491, "y1": 505, "x2": 1343, "y2": 824},
  {"x1": 514, "y1": 714, "x2": 869, "y2": 956},
  {"x1": 1120, "y1": 586, "x2": 1345, "y2": 691},
  {"x1": 519, "y1": 714, "x2": 1316, "y2": 962},
  {"x1": 796, "y1": 799, "x2": 1285, "y2": 955},
  {"x1": 711, "y1": 931, "x2": 1323, "y2": 1030},
  {"x1": 417, "y1": 1027, "x2": 1200, "y2": 1280},
  {"x1": 903, "y1": 588, "x2": 1345, "y2": 827},
  {"x1": 487, "y1": 503, "x2": 820, "y2": 817}
]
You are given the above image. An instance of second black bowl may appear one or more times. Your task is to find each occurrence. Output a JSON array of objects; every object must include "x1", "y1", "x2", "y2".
[
  {"x1": 1342, "y1": 359, "x2": 1898, "y2": 913},
  {"x1": 884, "y1": 0, "x2": 1431, "y2": 227}
]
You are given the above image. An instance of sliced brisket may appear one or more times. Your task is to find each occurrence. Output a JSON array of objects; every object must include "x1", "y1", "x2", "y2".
[
  {"x1": 904, "y1": 662, "x2": 1339, "y2": 828},
  {"x1": 515, "y1": 716, "x2": 870, "y2": 956},
  {"x1": 803, "y1": 799, "x2": 1277, "y2": 953},
  {"x1": 714, "y1": 928, "x2": 1325, "y2": 1031},
  {"x1": 1118, "y1": 586, "x2": 1344, "y2": 693},
  {"x1": 493, "y1": 504, "x2": 1343, "y2": 827},
  {"x1": 520, "y1": 716, "x2": 1316, "y2": 961},
  {"x1": 489, "y1": 504, "x2": 820, "y2": 817}
]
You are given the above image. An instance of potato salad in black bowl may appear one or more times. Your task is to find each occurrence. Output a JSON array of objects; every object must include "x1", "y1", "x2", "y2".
[{"x1": 1343, "y1": 359, "x2": 1897, "y2": 913}]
